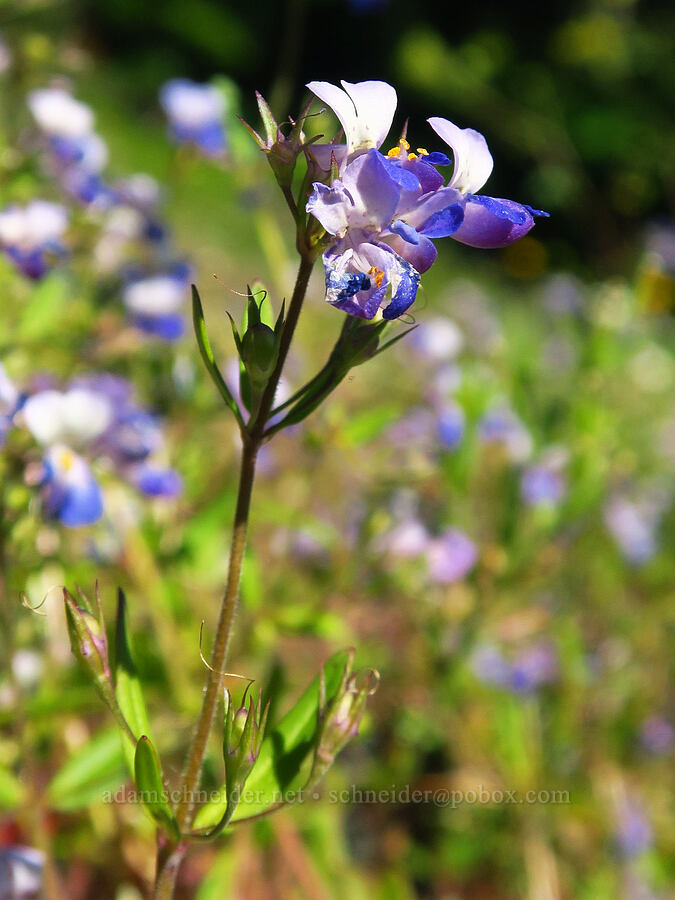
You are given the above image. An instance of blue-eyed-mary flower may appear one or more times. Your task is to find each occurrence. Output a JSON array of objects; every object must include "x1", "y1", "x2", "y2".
[
  {"x1": 306, "y1": 149, "x2": 422, "y2": 319},
  {"x1": 159, "y1": 79, "x2": 227, "y2": 157},
  {"x1": 18, "y1": 376, "x2": 182, "y2": 526},
  {"x1": 305, "y1": 79, "x2": 548, "y2": 321},
  {"x1": 0, "y1": 201, "x2": 68, "y2": 279},
  {"x1": 122, "y1": 265, "x2": 190, "y2": 340}
]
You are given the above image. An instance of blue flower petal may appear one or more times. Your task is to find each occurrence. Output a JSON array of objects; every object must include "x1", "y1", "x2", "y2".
[
  {"x1": 134, "y1": 467, "x2": 183, "y2": 498},
  {"x1": 451, "y1": 196, "x2": 540, "y2": 249},
  {"x1": 425, "y1": 151, "x2": 451, "y2": 166},
  {"x1": 133, "y1": 313, "x2": 185, "y2": 340},
  {"x1": 379, "y1": 155, "x2": 421, "y2": 192},
  {"x1": 390, "y1": 219, "x2": 420, "y2": 245},
  {"x1": 523, "y1": 204, "x2": 550, "y2": 218},
  {"x1": 419, "y1": 203, "x2": 464, "y2": 238},
  {"x1": 382, "y1": 260, "x2": 420, "y2": 320}
]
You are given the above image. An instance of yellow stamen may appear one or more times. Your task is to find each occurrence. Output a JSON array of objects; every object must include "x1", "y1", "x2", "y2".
[
  {"x1": 408, "y1": 152, "x2": 417, "y2": 161},
  {"x1": 387, "y1": 146, "x2": 402, "y2": 158},
  {"x1": 417, "y1": 148, "x2": 429, "y2": 156},
  {"x1": 368, "y1": 265, "x2": 385, "y2": 289},
  {"x1": 399, "y1": 138, "x2": 410, "y2": 151}
]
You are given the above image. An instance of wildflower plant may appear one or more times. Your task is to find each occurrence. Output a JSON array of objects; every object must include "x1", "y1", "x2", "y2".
[{"x1": 4, "y1": 76, "x2": 550, "y2": 899}]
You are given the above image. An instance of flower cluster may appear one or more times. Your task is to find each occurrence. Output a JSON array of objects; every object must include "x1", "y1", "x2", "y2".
[
  {"x1": 377, "y1": 512, "x2": 478, "y2": 585},
  {"x1": 305, "y1": 80, "x2": 548, "y2": 320},
  {"x1": 27, "y1": 85, "x2": 191, "y2": 339},
  {"x1": 6, "y1": 371, "x2": 181, "y2": 527},
  {"x1": 28, "y1": 86, "x2": 112, "y2": 208}
]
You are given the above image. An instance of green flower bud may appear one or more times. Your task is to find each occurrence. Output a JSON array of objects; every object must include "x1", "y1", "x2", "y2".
[
  {"x1": 309, "y1": 650, "x2": 378, "y2": 786},
  {"x1": 223, "y1": 688, "x2": 269, "y2": 822},
  {"x1": 63, "y1": 587, "x2": 116, "y2": 712},
  {"x1": 240, "y1": 322, "x2": 278, "y2": 384}
]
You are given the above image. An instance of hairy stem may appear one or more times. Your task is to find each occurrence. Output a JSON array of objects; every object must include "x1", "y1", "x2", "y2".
[{"x1": 153, "y1": 253, "x2": 315, "y2": 897}]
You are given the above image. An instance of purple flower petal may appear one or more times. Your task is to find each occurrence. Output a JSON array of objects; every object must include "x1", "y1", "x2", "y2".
[{"x1": 451, "y1": 195, "x2": 537, "y2": 249}]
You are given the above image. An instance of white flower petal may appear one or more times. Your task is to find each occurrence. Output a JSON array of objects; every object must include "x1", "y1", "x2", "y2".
[
  {"x1": 307, "y1": 80, "x2": 397, "y2": 158},
  {"x1": 427, "y1": 117, "x2": 494, "y2": 194},
  {"x1": 22, "y1": 391, "x2": 68, "y2": 445},
  {"x1": 123, "y1": 276, "x2": 185, "y2": 316},
  {"x1": 28, "y1": 88, "x2": 95, "y2": 138},
  {"x1": 63, "y1": 389, "x2": 113, "y2": 443}
]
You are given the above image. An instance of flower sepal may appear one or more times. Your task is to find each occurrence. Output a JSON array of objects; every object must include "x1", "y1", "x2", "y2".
[
  {"x1": 63, "y1": 584, "x2": 116, "y2": 714},
  {"x1": 307, "y1": 649, "x2": 378, "y2": 788},
  {"x1": 240, "y1": 92, "x2": 316, "y2": 193},
  {"x1": 198, "y1": 687, "x2": 269, "y2": 837}
]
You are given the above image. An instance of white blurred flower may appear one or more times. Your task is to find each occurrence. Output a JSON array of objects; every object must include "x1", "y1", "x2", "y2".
[
  {"x1": 410, "y1": 316, "x2": 464, "y2": 361},
  {"x1": 11, "y1": 649, "x2": 44, "y2": 689},
  {"x1": 123, "y1": 275, "x2": 185, "y2": 316},
  {"x1": 160, "y1": 79, "x2": 224, "y2": 128},
  {"x1": 28, "y1": 87, "x2": 94, "y2": 137},
  {"x1": 22, "y1": 388, "x2": 113, "y2": 446}
]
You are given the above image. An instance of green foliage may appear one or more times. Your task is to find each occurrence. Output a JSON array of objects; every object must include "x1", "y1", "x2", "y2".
[{"x1": 194, "y1": 650, "x2": 353, "y2": 829}]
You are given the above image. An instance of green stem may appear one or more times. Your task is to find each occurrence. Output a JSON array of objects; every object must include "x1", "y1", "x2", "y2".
[{"x1": 153, "y1": 253, "x2": 316, "y2": 897}]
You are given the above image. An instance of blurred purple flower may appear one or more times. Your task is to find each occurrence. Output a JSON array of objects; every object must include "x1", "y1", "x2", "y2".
[
  {"x1": 521, "y1": 462, "x2": 566, "y2": 508},
  {"x1": 19, "y1": 375, "x2": 181, "y2": 526},
  {"x1": 0, "y1": 363, "x2": 19, "y2": 446},
  {"x1": 509, "y1": 643, "x2": 558, "y2": 693},
  {"x1": 0, "y1": 34, "x2": 12, "y2": 75},
  {"x1": 616, "y1": 800, "x2": 652, "y2": 858},
  {"x1": 28, "y1": 87, "x2": 115, "y2": 209},
  {"x1": 604, "y1": 497, "x2": 660, "y2": 565},
  {"x1": 479, "y1": 405, "x2": 532, "y2": 463},
  {"x1": 640, "y1": 715, "x2": 674, "y2": 756},
  {"x1": 436, "y1": 402, "x2": 465, "y2": 450},
  {"x1": 471, "y1": 641, "x2": 558, "y2": 694},
  {"x1": 122, "y1": 266, "x2": 190, "y2": 340},
  {"x1": 426, "y1": 528, "x2": 477, "y2": 583},
  {"x1": 541, "y1": 273, "x2": 584, "y2": 316},
  {"x1": 0, "y1": 201, "x2": 68, "y2": 279},
  {"x1": 375, "y1": 517, "x2": 431, "y2": 558},
  {"x1": 471, "y1": 645, "x2": 511, "y2": 687}
]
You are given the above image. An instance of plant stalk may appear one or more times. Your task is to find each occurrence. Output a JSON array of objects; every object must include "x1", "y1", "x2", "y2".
[{"x1": 153, "y1": 253, "x2": 315, "y2": 897}]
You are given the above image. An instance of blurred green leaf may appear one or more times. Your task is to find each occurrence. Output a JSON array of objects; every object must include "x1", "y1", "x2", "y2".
[
  {"x1": 18, "y1": 273, "x2": 71, "y2": 341},
  {"x1": 47, "y1": 727, "x2": 126, "y2": 812}
]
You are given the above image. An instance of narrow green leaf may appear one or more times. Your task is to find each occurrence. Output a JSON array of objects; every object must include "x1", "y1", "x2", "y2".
[
  {"x1": 193, "y1": 649, "x2": 351, "y2": 829},
  {"x1": 192, "y1": 284, "x2": 244, "y2": 427},
  {"x1": 134, "y1": 736, "x2": 180, "y2": 840},
  {"x1": 114, "y1": 589, "x2": 152, "y2": 774},
  {"x1": 47, "y1": 728, "x2": 126, "y2": 812}
]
